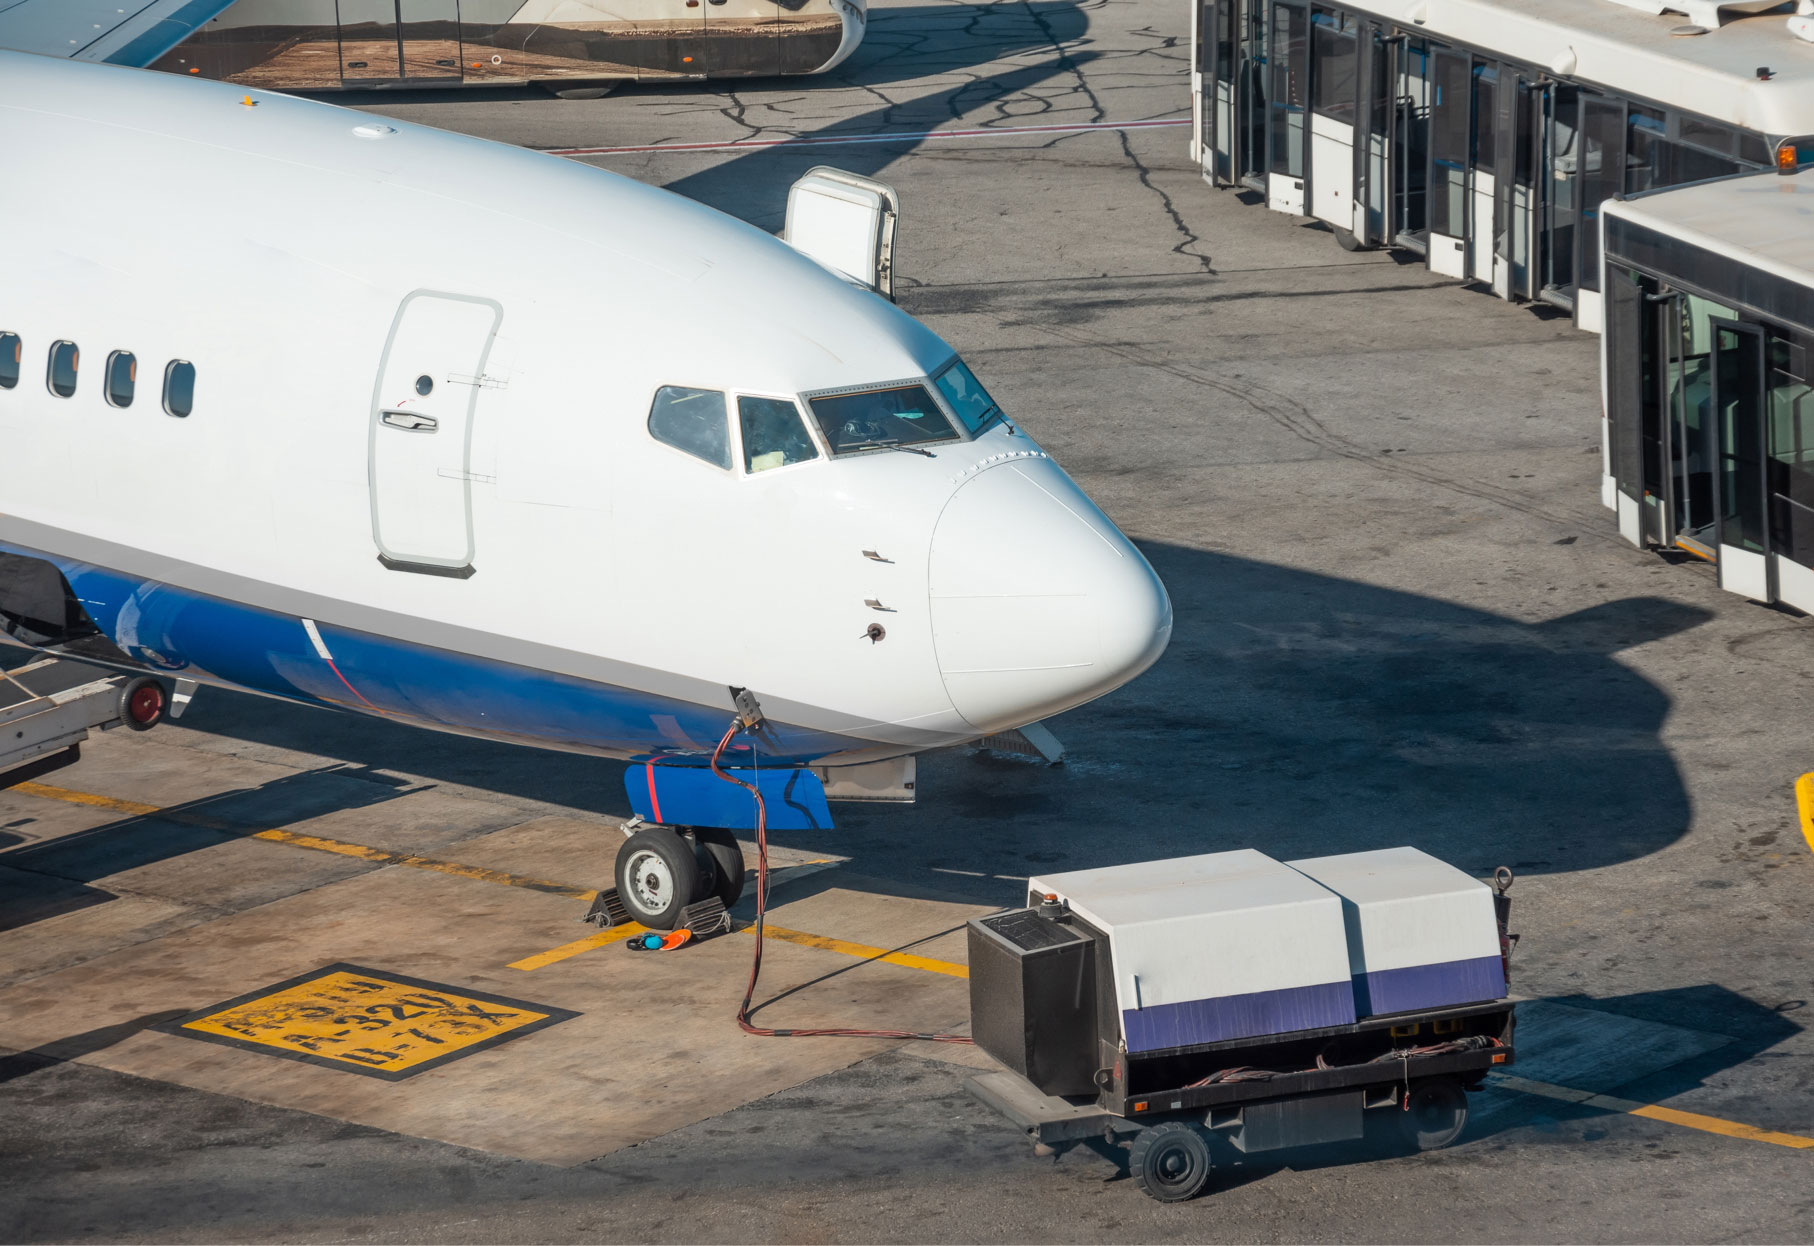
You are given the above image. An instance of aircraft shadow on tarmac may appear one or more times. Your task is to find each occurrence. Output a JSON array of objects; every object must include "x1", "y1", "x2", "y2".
[
  {"x1": 0, "y1": 765, "x2": 411, "y2": 934},
  {"x1": 0, "y1": 541, "x2": 1710, "y2": 928},
  {"x1": 1124, "y1": 983, "x2": 1805, "y2": 1190}
]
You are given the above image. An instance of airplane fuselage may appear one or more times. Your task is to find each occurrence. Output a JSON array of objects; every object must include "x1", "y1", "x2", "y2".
[{"x1": 0, "y1": 52, "x2": 1171, "y2": 770}]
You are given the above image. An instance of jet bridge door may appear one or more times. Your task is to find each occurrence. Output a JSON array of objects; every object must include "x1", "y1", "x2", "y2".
[
  {"x1": 1199, "y1": 0, "x2": 1235, "y2": 185},
  {"x1": 1711, "y1": 319, "x2": 1773, "y2": 601},
  {"x1": 368, "y1": 292, "x2": 502, "y2": 578},
  {"x1": 1424, "y1": 46, "x2": 1469, "y2": 278}
]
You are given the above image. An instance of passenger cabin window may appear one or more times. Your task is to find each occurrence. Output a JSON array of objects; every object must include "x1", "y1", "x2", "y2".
[
  {"x1": 163, "y1": 360, "x2": 196, "y2": 418},
  {"x1": 47, "y1": 341, "x2": 78, "y2": 398},
  {"x1": 807, "y1": 384, "x2": 959, "y2": 456},
  {"x1": 932, "y1": 361, "x2": 1001, "y2": 434},
  {"x1": 105, "y1": 351, "x2": 136, "y2": 408},
  {"x1": 0, "y1": 333, "x2": 18, "y2": 389},
  {"x1": 648, "y1": 385, "x2": 730, "y2": 469},
  {"x1": 738, "y1": 396, "x2": 820, "y2": 473}
]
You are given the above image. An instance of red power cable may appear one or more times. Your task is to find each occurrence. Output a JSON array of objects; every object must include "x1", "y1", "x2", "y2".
[{"x1": 709, "y1": 720, "x2": 973, "y2": 1044}]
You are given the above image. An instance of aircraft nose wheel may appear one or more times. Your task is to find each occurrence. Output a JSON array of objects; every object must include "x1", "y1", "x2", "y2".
[{"x1": 614, "y1": 827, "x2": 703, "y2": 930}]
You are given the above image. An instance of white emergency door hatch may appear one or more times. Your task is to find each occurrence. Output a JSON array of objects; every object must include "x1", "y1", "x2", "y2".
[
  {"x1": 784, "y1": 167, "x2": 897, "y2": 299},
  {"x1": 369, "y1": 290, "x2": 501, "y2": 577}
]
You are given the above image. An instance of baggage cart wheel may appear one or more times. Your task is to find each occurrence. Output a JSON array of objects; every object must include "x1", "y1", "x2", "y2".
[
  {"x1": 615, "y1": 827, "x2": 703, "y2": 930},
  {"x1": 1399, "y1": 1076, "x2": 1468, "y2": 1151},
  {"x1": 119, "y1": 677, "x2": 166, "y2": 732},
  {"x1": 1127, "y1": 1121, "x2": 1213, "y2": 1203},
  {"x1": 1332, "y1": 226, "x2": 1371, "y2": 252},
  {"x1": 692, "y1": 826, "x2": 746, "y2": 908}
]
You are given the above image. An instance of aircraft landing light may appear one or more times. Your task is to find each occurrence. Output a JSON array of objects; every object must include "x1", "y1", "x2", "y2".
[{"x1": 159, "y1": 965, "x2": 577, "y2": 1080}]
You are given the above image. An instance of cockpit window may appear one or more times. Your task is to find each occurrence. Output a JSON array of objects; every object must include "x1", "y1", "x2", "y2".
[
  {"x1": 648, "y1": 385, "x2": 731, "y2": 470},
  {"x1": 932, "y1": 360, "x2": 1002, "y2": 434},
  {"x1": 807, "y1": 384, "x2": 959, "y2": 456},
  {"x1": 739, "y1": 395, "x2": 820, "y2": 473}
]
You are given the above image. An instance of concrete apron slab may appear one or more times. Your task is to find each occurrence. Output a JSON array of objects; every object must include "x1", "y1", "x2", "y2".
[{"x1": 0, "y1": 843, "x2": 983, "y2": 1166}]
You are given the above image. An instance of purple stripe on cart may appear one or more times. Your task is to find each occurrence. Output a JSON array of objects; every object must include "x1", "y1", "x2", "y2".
[
  {"x1": 1122, "y1": 980, "x2": 1355, "y2": 1053},
  {"x1": 1354, "y1": 955, "x2": 1506, "y2": 1017}
]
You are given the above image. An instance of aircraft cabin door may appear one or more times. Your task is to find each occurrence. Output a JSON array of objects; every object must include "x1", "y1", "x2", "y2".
[
  {"x1": 1711, "y1": 319, "x2": 1773, "y2": 601},
  {"x1": 368, "y1": 292, "x2": 502, "y2": 578}
]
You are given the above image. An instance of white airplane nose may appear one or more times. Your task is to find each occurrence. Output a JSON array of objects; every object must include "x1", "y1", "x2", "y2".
[{"x1": 929, "y1": 459, "x2": 1173, "y2": 734}]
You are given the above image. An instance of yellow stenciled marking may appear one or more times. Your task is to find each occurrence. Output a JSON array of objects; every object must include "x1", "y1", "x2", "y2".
[
  {"x1": 15, "y1": 780, "x2": 597, "y2": 901},
  {"x1": 1493, "y1": 1072, "x2": 1814, "y2": 1151},
  {"x1": 1795, "y1": 772, "x2": 1814, "y2": 854},
  {"x1": 170, "y1": 966, "x2": 571, "y2": 1078}
]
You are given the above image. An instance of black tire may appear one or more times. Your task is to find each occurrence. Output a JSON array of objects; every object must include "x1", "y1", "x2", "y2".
[
  {"x1": 1127, "y1": 1121, "x2": 1213, "y2": 1203},
  {"x1": 1399, "y1": 1077, "x2": 1469, "y2": 1151},
  {"x1": 614, "y1": 827, "x2": 702, "y2": 930},
  {"x1": 118, "y1": 677, "x2": 165, "y2": 732},
  {"x1": 692, "y1": 826, "x2": 746, "y2": 908},
  {"x1": 1332, "y1": 226, "x2": 1369, "y2": 252}
]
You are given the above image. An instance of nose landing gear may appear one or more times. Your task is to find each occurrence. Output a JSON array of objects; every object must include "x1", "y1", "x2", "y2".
[{"x1": 612, "y1": 824, "x2": 748, "y2": 930}]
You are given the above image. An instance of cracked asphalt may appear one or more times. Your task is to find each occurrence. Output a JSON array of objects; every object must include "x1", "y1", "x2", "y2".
[{"x1": 8, "y1": 0, "x2": 1814, "y2": 1240}]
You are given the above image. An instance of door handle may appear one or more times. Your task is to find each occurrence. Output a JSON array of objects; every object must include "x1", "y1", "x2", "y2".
[{"x1": 381, "y1": 410, "x2": 438, "y2": 432}]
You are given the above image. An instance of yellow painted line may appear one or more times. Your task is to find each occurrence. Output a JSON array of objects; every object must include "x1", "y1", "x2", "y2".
[
  {"x1": 16, "y1": 779, "x2": 967, "y2": 981},
  {"x1": 509, "y1": 924, "x2": 649, "y2": 970},
  {"x1": 1493, "y1": 1073, "x2": 1814, "y2": 1151},
  {"x1": 17, "y1": 781, "x2": 158, "y2": 817},
  {"x1": 1630, "y1": 1103, "x2": 1814, "y2": 1149},
  {"x1": 1796, "y1": 772, "x2": 1814, "y2": 854},
  {"x1": 749, "y1": 923, "x2": 969, "y2": 979},
  {"x1": 15, "y1": 780, "x2": 597, "y2": 901}
]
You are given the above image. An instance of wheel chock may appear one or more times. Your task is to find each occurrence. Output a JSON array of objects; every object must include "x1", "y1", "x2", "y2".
[
  {"x1": 681, "y1": 897, "x2": 731, "y2": 937},
  {"x1": 582, "y1": 888, "x2": 630, "y2": 928}
]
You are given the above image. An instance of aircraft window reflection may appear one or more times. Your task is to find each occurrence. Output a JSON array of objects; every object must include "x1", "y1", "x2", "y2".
[
  {"x1": 648, "y1": 385, "x2": 730, "y2": 470},
  {"x1": 105, "y1": 351, "x2": 136, "y2": 409},
  {"x1": 932, "y1": 361, "x2": 1002, "y2": 434},
  {"x1": 163, "y1": 360, "x2": 195, "y2": 418},
  {"x1": 739, "y1": 396, "x2": 820, "y2": 473},
  {"x1": 47, "y1": 341, "x2": 78, "y2": 399},
  {"x1": 807, "y1": 385, "x2": 959, "y2": 456},
  {"x1": 0, "y1": 333, "x2": 19, "y2": 390}
]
